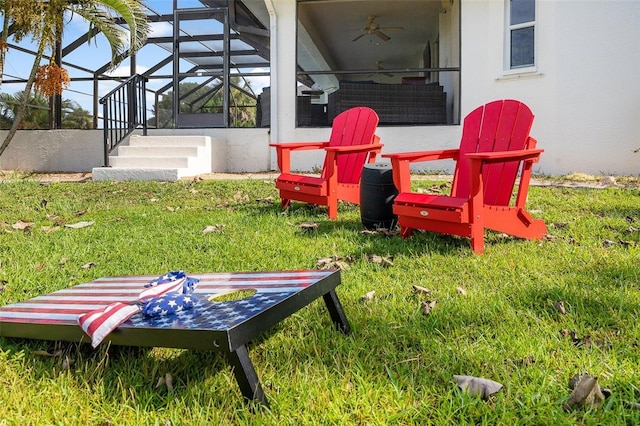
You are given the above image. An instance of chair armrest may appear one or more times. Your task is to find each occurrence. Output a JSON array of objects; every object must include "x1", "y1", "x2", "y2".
[
  {"x1": 465, "y1": 149, "x2": 543, "y2": 164},
  {"x1": 465, "y1": 148, "x2": 544, "y2": 212},
  {"x1": 382, "y1": 149, "x2": 459, "y2": 193},
  {"x1": 269, "y1": 141, "x2": 329, "y2": 151},
  {"x1": 270, "y1": 142, "x2": 330, "y2": 173},
  {"x1": 325, "y1": 143, "x2": 384, "y2": 154},
  {"x1": 382, "y1": 148, "x2": 460, "y2": 163}
]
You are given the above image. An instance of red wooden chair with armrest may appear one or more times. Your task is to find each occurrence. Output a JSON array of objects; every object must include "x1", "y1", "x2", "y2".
[
  {"x1": 270, "y1": 107, "x2": 382, "y2": 219},
  {"x1": 382, "y1": 99, "x2": 547, "y2": 254}
]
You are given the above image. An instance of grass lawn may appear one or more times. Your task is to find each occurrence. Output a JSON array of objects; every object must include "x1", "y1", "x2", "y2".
[{"x1": 0, "y1": 175, "x2": 639, "y2": 425}]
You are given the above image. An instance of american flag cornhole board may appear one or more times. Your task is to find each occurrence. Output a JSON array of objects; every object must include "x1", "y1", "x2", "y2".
[{"x1": 0, "y1": 269, "x2": 350, "y2": 405}]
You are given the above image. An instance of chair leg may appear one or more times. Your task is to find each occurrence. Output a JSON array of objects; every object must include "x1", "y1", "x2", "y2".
[
  {"x1": 281, "y1": 199, "x2": 291, "y2": 209},
  {"x1": 401, "y1": 227, "x2": 414, "y2": 239},
  {"x1": 327, "y1": 202, "x2": 338, "y2": 220},
  {"x1": 469, "y1": 225, "x2": 485, "y2": 254}
]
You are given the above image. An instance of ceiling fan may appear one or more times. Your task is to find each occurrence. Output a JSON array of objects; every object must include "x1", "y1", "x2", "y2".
[
  {"x1": 352, "y1": 15, "x2": 404, "y2": 42},
  {"x1": 367, "y1": 61, "x2": 394, "y2": 78}
]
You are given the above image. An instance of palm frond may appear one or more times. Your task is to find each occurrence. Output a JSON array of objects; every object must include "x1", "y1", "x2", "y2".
[{"x1": 71, "y1": 0, "x2": 149, "y2": 69}]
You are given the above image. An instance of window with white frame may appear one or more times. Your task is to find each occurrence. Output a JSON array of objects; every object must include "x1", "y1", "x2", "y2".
[{"x1": 508, "y1": 0, "x2": 535, "y2": 69}]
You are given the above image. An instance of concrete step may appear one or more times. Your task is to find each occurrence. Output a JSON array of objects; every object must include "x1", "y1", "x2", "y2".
[
  {"x1": 92, "y1": 134, "x2": 218, "y2": 181},
  {"x1": 108, "y1": 156, "x2": 192, "y2": 169},
  {"x1": 128, "y1": 135, "x2": 210, "y2": 147},
  {"x1": 117, "y1": 145, "x2": 202, "y2": 157}
]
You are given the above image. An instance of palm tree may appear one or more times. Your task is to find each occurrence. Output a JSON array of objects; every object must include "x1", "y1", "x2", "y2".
[
  {"x1": 0, "y1": 91, "x2": 49, "y2": 129},
  {"x1": 0, "y1": 91, "x2": 93, "y2": 130},
  {"x1": 0, "y1": 0, "x2": 149, "y2": 156},
  {"x1": 61, "y1": 99, "x2": 93, "y2": 129}
]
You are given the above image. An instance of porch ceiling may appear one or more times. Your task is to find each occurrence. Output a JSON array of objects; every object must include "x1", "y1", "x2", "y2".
[{"x1": 297, "y1": 0, "x2": 443, "y2": 74}]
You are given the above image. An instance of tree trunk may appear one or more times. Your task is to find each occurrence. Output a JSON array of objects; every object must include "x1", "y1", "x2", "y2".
[{"x1": 0, "y1": 37, "x2": 45, "y2": 158}]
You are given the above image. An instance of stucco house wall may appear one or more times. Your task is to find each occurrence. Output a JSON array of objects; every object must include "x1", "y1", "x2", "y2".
[{"x1": 462, "y1": 0, "x2": 640, "y2": 175}]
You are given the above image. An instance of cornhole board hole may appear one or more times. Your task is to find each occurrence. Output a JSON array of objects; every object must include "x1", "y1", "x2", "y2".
[{"x1": 0, "y1": 269, "x2": 350, "y2": 406}]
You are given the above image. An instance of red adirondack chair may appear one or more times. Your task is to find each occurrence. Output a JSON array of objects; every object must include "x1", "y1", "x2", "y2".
[
  {"x1": 270, "y1": 107, "x2": 382, "y2": 219},
  {"x1": 382, "y1": 99, "x2": 546, "y2": 254}
]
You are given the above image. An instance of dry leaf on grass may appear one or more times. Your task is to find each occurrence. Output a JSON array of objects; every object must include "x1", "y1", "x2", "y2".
[
  {"x1": 203, "y1": 224, "x2": 225, "y2": 234},
  {"x1": 456, "y1": 287, "x2": 467, "y2": 296},
  {"x1": 300, "y1": 222, "x2": 319, "y2": 231},
  {"x1": 360, "y1": 228, "x2": 399, "y2": 237},
  {"x1": 512, "y1": 355, "x2": 536, "y2": 367},
  {"x1": 233, "y1": 191, "x2": 250, "y2": 203},
  {"x1": 623, "y1": 401, "x2": 640, "y2": 409},
  {"x1": 64, "y1": 221, "x2": 95, "y2": 229},
  {"x1": 412, "y1": 285, "x2": 432, "y2": 295},
  {"x1": 366, "y1": 254, "x2": 394, "y2": 267},
  {"x1": 553, "y1": 301, "x2": 567, "y2": 315},
  {"x1": 559, "y1": 329, "x2": 604, "y2": 347},
  {"x1": 156, "y1": 373, "x2": 174, "y2": 392},
  {"x1": 602, "y1": 239, "x2": 617, "y2": 247},
  {"x1": 317, "y1": 255, "x2": 353, "y2": 270},
  {"x1": 12, "y1": 220, "x2": 35, "y2": 231},
  {"x1": 551, "y1": 222, "x2": 568, "y2": 228},
  {"x1": 165, "y1": 373, "x2": 174, "y2": 392},
  {"x1": 61, "y1": 356, "x2": 74, "y2": 370},
  {"x1": 40, "y1": 225, "x2": 61, "y2": 233},
  {"x1": 560, "y1": 329, "x2": 580, "y2": 342},
  {"x1": 496, "y1": 233, "x2": 514, "y2": 240},
  {"x1": 421, "y1": 300, "x2": 437, "y2": 315},
  {"x1": 256, "y1": 196, "x2": 275, "y2": 203},
  {"x1": 564, "y1": 373, "x2": 606, "y2": 411},
  {"x1": 454, "y1": 375, "x2": 503, "y2": 400},
  {"x1": 361, "y1": 290, "x2": 375, "y2": 301},
  {"x1": 81, "y1": 262, "x2": 96, "y2": 269}
]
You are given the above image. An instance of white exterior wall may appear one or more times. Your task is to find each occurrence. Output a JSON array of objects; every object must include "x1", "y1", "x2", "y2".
[
  {"x1": 0, "y1": 130, "x2": 104, "y2": 172},
  {"x1": 0, "y1": 128, "x2": 269, "y2": 173},
  {"x1": 462, "y1": 0, "x2": 640, "y2": 175},
  {"x1": 146, "y1": 128, "x2": 270, "y2": 173}
]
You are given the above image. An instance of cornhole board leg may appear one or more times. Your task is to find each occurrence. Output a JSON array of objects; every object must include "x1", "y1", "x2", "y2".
[
  {"x1": 227, "y1": 344, "x2": 268, "y2": 406},
  {"x1": 323, "y1": 289, "x2": 351, "y2": 334}
]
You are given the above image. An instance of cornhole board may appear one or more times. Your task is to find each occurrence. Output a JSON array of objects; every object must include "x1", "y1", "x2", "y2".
[{"x1": 0, "y1": 269, "x2": 350, "y2": 406}]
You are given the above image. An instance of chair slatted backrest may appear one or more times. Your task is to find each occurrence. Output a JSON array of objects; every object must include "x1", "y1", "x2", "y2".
[
  {"x1": 452, "y1": 100, "x2": 535, "y2": 205},
  {"x1": 321, "y1": 107, "x2": 379, "y2": 184}
]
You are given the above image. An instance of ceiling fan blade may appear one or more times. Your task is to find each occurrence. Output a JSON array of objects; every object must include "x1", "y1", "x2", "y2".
[
  {"x1": 375, "y1": 31, "x2": 391, "y2": 41},
  {"x1": 380, "y1": 26, "x2": 404, "y2": 31},
  {"x1": 352, "y1": 33, "x2": 366, "y2": 42}
]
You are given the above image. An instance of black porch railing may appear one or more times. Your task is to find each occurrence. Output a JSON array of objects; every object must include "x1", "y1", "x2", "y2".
[{"x1": 99, "y1": 74, "x2": 148, "y2": 166}]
